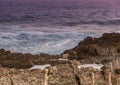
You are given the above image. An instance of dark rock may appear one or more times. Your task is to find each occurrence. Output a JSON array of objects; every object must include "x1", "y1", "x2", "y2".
[
  {"x1": 0, "y1": 49, "x2": 5, "y2": 54},
  {"x1": 62, "y1": 33, "x2": 120, "y2": 60},
  {"x1": 115, "y1": 69, "x2": 120, "y2": 74}
]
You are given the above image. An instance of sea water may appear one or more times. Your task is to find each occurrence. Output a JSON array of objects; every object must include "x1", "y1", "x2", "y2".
[{"x1": 0, "y1": 0, "x2": 120, "y2": 54}]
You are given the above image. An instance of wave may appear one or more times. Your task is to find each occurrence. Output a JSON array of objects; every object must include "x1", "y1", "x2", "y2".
[
  {"x1": 61, "y1": 20, "x2": 120, "y2": 26},
  {"x1": 0, "y1": 30, "x2": 98, "y2": 55}
]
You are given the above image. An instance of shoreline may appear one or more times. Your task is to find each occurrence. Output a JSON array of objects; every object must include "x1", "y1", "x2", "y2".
[
  {"x1": 0, "y1": 32, "x2": 120, "y2": 69},
  {"x1": 0, "y1": 33, "x2": 120, "y2": 85}
]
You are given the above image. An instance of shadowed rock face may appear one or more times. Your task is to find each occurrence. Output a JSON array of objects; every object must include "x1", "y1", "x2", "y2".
[
  {"x1": 62, "y1": 33, "x2": 120, "y2": 60},
  {"x1": 0, "y1": 50, "x2": 65, "y2": 69}
]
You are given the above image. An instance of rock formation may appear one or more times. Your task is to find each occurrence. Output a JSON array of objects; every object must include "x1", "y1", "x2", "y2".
[
  {"x1": 62, "y1": 33, "x2": 120, "y2": 61},
  {"x1": 0, "y1": 33, "x2": 120, "y2": 85}
]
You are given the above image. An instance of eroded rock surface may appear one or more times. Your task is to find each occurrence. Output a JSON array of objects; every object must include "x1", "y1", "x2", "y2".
[
  {"x1": 0, "y1": 58, "x2": 119, "y2": 85},
  {"x1": 0, "y1": 33, "x2": 120, "y2": 85}
]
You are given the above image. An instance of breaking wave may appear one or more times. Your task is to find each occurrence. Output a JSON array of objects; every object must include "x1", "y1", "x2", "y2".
[{"x1": 0, "y1": 30, "x2": 98, "y2": 55}]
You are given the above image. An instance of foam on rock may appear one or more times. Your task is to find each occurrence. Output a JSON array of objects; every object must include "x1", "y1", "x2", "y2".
[
  {"x1": 30, "y1": 64, "x2": 51, "y2": 70},
  {"x1": 78, "y1": 63, "x2": 104, "y2": 70}
]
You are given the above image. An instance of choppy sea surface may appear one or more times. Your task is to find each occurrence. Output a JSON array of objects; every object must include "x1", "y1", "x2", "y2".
[{"x1": 0, "y1": 0, "x2": 120, "y2": 54}]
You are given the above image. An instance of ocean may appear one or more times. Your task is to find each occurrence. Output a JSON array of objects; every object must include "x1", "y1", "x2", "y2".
[{"x1": 0, "y1": 0, "x2": 120, "y2": 54}]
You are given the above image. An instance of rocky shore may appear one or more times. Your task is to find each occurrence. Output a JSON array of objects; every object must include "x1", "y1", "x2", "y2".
[{"x1": 0, "y1": 33, "x2": 120, "y2": 85}]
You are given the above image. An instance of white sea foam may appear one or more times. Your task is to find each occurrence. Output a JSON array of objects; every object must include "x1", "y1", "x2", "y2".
[
  {"x1": 1, "y1": 24, "x2": 120, "y2": 55},
  {"x1": 0, "y1": 25, "x2": 100, "y2": 55},
  {"x1": 51, "y1": 58, "x2": 68, "y2": 61},
  {"x1": 78, "y1": 64, "x2": 104, "y2": 70},
  {"x1": 30, "y1": 64, "x2": 51, "y2": 70},
  {"x1": 116, "y1": 31, "x2": 120, "y2": 33},
  {"x1": 58, "y1": 58, "x2": 68, "y2": 61}
]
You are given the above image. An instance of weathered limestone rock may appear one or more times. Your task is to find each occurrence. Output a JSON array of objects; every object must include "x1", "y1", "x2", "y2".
[
  {"x1": 48, "y1": 64, "x2": 79, "y2": 85},
  {"x1": 0, "y1": 76, "x2": 12, "y2": 85},
  {"x1": 62, "y1": 54, "x2": 70, "y2": 59},
  {"x1": 0, "y1": 68, "x2": 45, "y2": 85},
  {"x1": 0, "y1": 58, "x2": 120, "y2": 85}
]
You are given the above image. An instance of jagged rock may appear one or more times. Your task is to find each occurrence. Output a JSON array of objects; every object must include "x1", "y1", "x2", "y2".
[
  {"x1": 80, "y1": 36, "x2": 94, "y2": 45},
  {"x1": 63, "y1": 33, "x2": 120, "y2": 60},
  {"x1": 48, "y1": 64, "x2": 79, "y2": 85},
  {"x1": 62, "y1": 54, "x2": 70, "y2": 59},
  {"x1": 0, "y1": 58, "x2": 120, "y2": 85},
  {"x1": 0, "y1": 33, "x2": 120, "y2": 85},
  {"x1": 0, "y1": 68, "x2": 45, "y2": 85}
]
